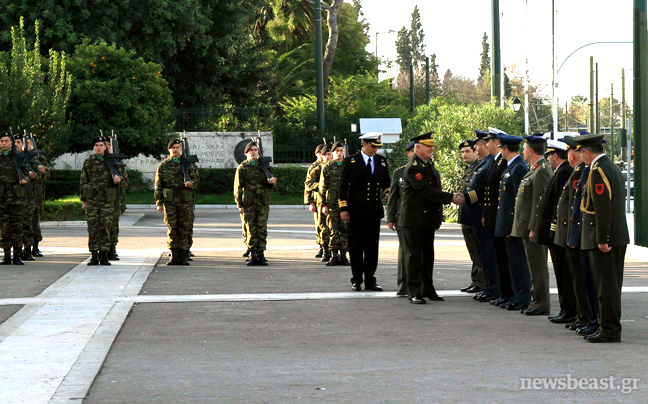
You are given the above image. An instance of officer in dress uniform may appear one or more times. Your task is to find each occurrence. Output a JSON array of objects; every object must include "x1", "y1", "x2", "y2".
[
  {"x1": 512, "y1": 135, "x2": 553, "y2": 316},
  {"x1": 399, "y1": 132, "x2": 462, "y2": 304},
  {"x1": 575, "y1": 134, "x2": 629, "y2": 343},
  {"x1": 462, "y1": 130, "x2": 500, "y2": 301},
  {"x1": 494, "y1": 132, "x2": 531, "y2": 312},
  {"x1": 387, "y1": 141, "x2": 415, "y2": 296},
  {"x1": 534, "y1": 139, "x2": 577, "y2": 322},
  {"x1": 339, "y1": 132, "x2": 391, "y2": 291}
]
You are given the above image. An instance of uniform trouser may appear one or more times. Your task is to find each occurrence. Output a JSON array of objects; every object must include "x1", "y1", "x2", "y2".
[
  {"x1": 588, "y1": 246, "x2": 626, "y2": 339},
  {"x1": 396, "y1": 229, "x2": 406, "y2": 293},
  {"x1": 347, "y1": 216, "x2": 380, "y2": 286},
  {"x1": 326, "y1": 205, "x2": 348, "y2": 250},
  {"x1": 523, "y1": 237, "x2": 550, "y2": 312},
  {"x1": 0, "y1": 202, "x2": 24, "y2": 249},
  {"x1": 461, "y1": 224, "x2": 485, "y2": 289},
  {"x1": 86, "y1": 199, "x2": 114, "y2": 252},
  {"x1": 240, "y1": 213, "x2": 248, "y2": 245},
  {"x1": 317, "y1": 203, "x2": 330, "y2": 248},
  {"x1": 21, "y1": 201, "x2": 36, "y2": 247},
  {"x1": 110, "y1": 202, "x2": 121, "y2": 246},
  {"x1": 494, "y1": 236, "x2": 513, "y2": 299},
  {"x1": 242, "y1": 201, "x2": 269, "y2": 251},
  {"x1": 565, "y1": 246, "x2": 591, "y2": 327},
  {"x1": 472, "y1": 223, "x2": 500, "y2": 298},
  {"x1": 402, "y1": 227, "x2": 437, "y2": 299},
  {"x1": 580, "y1": 250, "x2": 599, "y2": 329},
  {"x1": 33, "y1": 199, "x2": 43, "y2": 243},
  {"x1": 505, "y1": 236, "x2": 531, "y2": 306},
  {"x1": 313, "y1": 211, "x2": 321, "y2": 245},
  {"x1": 549, "y1": 244, "x2": 577, "y2": 318},
  {"x1": 163, "y1": 203, "x2": 194, "y2": 250}
]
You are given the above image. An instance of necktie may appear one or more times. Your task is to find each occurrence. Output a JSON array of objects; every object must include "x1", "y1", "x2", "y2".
[{"x1": 367, "y1": 157, "x2": 372, "y2": 173}]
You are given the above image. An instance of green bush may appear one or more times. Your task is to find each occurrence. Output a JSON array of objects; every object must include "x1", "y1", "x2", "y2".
[
  {"x1": 42, "y1": 196, "x2": 85, "y2": 221},
  {"x1": 47, "y1": 170, "x2": 80, "y2": 200}
]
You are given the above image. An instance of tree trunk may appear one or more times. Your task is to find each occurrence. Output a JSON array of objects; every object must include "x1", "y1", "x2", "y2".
[{"x1": 322, "y1": 0, "x2": 343, "y2": 89}]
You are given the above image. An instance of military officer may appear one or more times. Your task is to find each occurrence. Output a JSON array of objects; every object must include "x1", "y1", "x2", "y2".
[
  {"x1": 534, "y1": 139, "x2": 578, "y2": 322},
  {"x1": 14, "y1": 134, "x2": 38, "y2": 261},
  {"x1": 457, "y1": 138, "x2": 485, "y2": 294},
  {"x1": 339, "y1": 132, "x2": 391, "y2": 291},
  {"x1": 155, "y1": 139, "x2": 198, "y2": 266},
  {"x1": 80, "y1": 136, "x2": 122, "y2": 266},
  {"x1": 462, "y1": 130, "x2": 501, "y2": 302},
  {"x1": 386, "y1": 141, "x2": 416, "y2": 296},
  {"x1": 0, "y1": 132, "x2": 29, "y2": 265},
  {"x1": 575, "y1": 134, "x2": 629, "y2": 343},
  {"x1": 319, "y1": 142, "x2": 349, "y2": 266},
  {"x1": 494, "y1": 132, "x2": 531, "y2": 312},
  {"x1": 512, "y1": 135, "x2": 553, "y2": 316},
  {"x1": 234, "y1": 141, "x2": 277, "y2": 266}
]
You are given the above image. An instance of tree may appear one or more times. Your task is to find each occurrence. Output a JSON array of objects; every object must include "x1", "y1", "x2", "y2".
[
  {"x1": 478, "y1": 32, "x2": 490, "y2": 84},
  {"x1": 0, "y1": 18, "x2": 71, "y2": 158},
  {"x1": 410, "y1": 6, "x2": 425, "y2": 68},
  {"x1": 66, "y1": 41, "x2": 173, "y2": 157},
  {"x1": 442, "y1": 70, "x2": 483, "y2": 104},
  {"x1": 395, "y1": 26, "x2": 412, "y2": 72}
]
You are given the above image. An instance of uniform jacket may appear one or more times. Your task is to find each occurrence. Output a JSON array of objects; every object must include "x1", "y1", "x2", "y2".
[
  {"x1": 319, "y1": 160, "x2": 345, "y2": 207},
  {"x1": 80, "y1": 154, "x2": 119, "y2": 204},
  {"x1": 386, "y1": 165, "x2": 405, "y2": 227},
  {"x1": 457, "y1": 158, "x2": 480, "y2": 225},
  {"x1": 338, "y1": 152, "x2": 390, "y2": 220},
  {"x1": 494, "y1": 155, "x2": 528, "y2": 238},
  {"x1": 483, "y1": 154, "x2": 507, "y2": 230},
  {"x1": 462, "y1": 154, "x2": 494, "y2": 226},
  {"x1": 0, "y1": 150, "x2": 29, "y2": 205},
  {"x1": 568, "y1": 165, "x2": 589, "y2": 248},
  {"x1": 511, "y1": 157, "x2": 553, "y2": 238},
  {"x1": 579, "y1": 155, "x2": 630, "y2": 250},
  {"x1": 554, "y1": 162, "x2": 584, "y2": 248},
  {"x1": 398, "y1": 154, "x2": 454, "y2": 229},
  {"x1": 155, "y1": 156, "x2": 200, "y2": 207},
  {"x1": 233, "y1": 158, "x2": 274, "y2": 209},
  {"x1": 534, "y1": 160, "x2": 572, "y2": 245},
  {"x1": 303, "y1": 160, "x2": 321, "y2": 205}
]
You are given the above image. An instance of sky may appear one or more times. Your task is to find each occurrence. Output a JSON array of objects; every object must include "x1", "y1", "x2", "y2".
[{"x1": 362, "y1": 0, "x2": 634, "y2": 107}]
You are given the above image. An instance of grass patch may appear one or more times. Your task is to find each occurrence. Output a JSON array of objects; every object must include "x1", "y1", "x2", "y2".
[
  {"x1": 124, "y1": 190, "x2": 304, "y2": 205},
  {"x1": 43, "y1": 196, "x2": 85, "y2": 221}
]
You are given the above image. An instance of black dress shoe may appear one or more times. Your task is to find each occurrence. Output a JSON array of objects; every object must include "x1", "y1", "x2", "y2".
[
  {"x1": 549, "y1": 315, "x2": 577, "y2": 324},
  {"x1": 409, "y1": 296, "x2": 427, "y2": 304},
  {"x1": 365, "y1": 284, "x2": 383, "y2": 291},
  {"x1": 576, "y1": 326, "x2": 598, "y2": 336},
  {"x1": 426, "y1": 294, "x2": 444, "y2": 301},
  {"x1": 476, "y1": 294, "x2": 497, "y2": 302},
  {"x1": 565, "y1": 322, "x2": 581, "y2": 330},
  {"x1": 351, "y1": 283, "x2": 362, "y2": 291},
  {"x1": 466, "y1": 286, "x2": 483, "y2": 294},
  {"x1": 460, "y1": 285, "x2": 473, "y2": 292},
  {"x1": 506, "y1": 303, "x2": 527, "y2": 311},
  {"x1": 396, "y1": 290, "x2": 408, "y2": 297},
  {"x1": 490, "y1": 298, "x2": 502, "y2": 305},
  {"x1": 524, "y1": 308, "x2": 549, "y2": 316},
  {"x1": 586, "y1": 334, "x2": 621, "y2": 343},
  {"x1": 472, "y1": 292, "x2": 483, "y2": 300}
]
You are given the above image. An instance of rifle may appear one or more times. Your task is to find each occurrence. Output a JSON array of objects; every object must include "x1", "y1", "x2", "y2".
[
  {"x1": 255, "y1": 133, "x2": 274, "y2": 180},
  {"x1": 180, "y1": 131, "x2": 199, "y2": 184},
  {"x1": 343, "y1": 138, "x2": 350, "y2": 157},
  {"x1": 99, "y1": 129, "x2": 127, "y2": 178},
  {"x1": 109, "y1": 130, "x2": 127, "y2": 167},
  {"x1": 23, "y1": 132, "x2": 46, "y2": 173},
  {"x1": 8, "y1": 128, "x2": 28, "y2": 183}
]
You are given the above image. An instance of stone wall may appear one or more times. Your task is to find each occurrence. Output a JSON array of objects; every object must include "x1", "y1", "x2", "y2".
[{"x1": 52, "y1": 132, "x2": 273, "y2": 181}]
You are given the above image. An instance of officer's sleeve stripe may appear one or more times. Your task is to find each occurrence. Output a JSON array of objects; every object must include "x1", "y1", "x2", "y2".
[
  {"x1": 338, "y1": 200, "x2": 348, "y2": 207},
  {"x1": 468, "y1": 190, "x2": 478, "y2": 204},
  {"x1": 550, "y1": 223, "x2": 557, "y2": 231}
]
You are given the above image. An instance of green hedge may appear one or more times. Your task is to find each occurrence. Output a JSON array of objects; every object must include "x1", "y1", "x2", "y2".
[
  {"x1": 42, "y1": 196, "x2": 85, "y2": 221},
  {"x1": 48, "y1": 166, "x2": 309, "y2": 198}
]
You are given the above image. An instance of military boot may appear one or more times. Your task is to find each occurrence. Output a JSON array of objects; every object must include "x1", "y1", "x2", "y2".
[
  {"x1": 32, "y1": 243, "x2": 43, "y2": 257},
  {"x1": 88, "y1": 251, "x2": 100, "y2": 266},
  {"x1": 177, "y1": 250, "x2": 190, "y2": 266},
  {"x1": 0, "y1": 249, "x2": 11, "y2": 265},
  {"x1": 23, "y1": 245, "x2": 35, "y2": 261},
  {"x1": 108, "y1": 246, "x2": 120, "y2": 261},
  {"x1": 12, "y1": 247, "x2": 24, "y2": 265},
  {"x1": 315, "y1": 245, "x2": 324, "y2": 258},
  {"x1": 321, "y1": 249, "x2": 331, "y2": 262},
  {"x1": 99, "y1": 251, "x2": 111, "y2": 266},
  {"x1": 340, "y1": 250, "x2": 350, "y2": 266},
  {"x1": 242, "y1": 249, "x2": 251, "y2": 258},
  {"x1": 166, "y1": 249, "x2": 179, "y2": 265},
  {"x1": 326, "y1": 250, "x2": 340, "y2": 266},
  {"x1": 247, "y1": 250, "x2": 258, "y2": 266},
  {"x1": 186, "y1": 250, "x2": 193, "y2": 261},
  {"x1": 257, "y1": 251, "x2": 269, "y2": 266}
]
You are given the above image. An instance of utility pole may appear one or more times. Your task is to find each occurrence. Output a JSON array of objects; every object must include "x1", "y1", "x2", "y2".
[
  {"x1": 425, "y1": 57, "x2": 431, "y2": 104},
  {"x1": 633, "y1": 0, "x2": 648, "y2": 246},
  {"x1": 611, "y1": 84, "x2": 615, "y2": 157},
  {"x1": 565, "y1": 101, "x2": 568, "y2": 130},
  {"x1": 314, "y1": 0, "x2": 325, "y2": 134},
  {"x1": 590, "y1": 57, "x2": 595, "y2": 133},
  {"x1": 551, "y1": 0, "x2": 557, "y2": 139},
  {"x1": 409, "y1": 64, "x2": 415, "y2": 113},
  {"x1": 491, "y1": 0, "x2": 502, "y2": 106},
  {"x1": 596, "y1": 63, "x2": 600, "y2": 134},
  {"x1": 622, "y1": 68, "x2": 627, "y2": 160}
]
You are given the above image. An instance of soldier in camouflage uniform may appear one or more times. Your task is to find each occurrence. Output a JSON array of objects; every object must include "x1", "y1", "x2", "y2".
[
  {"x1": 15, "y1": 135, "x2": 38, "y2": 261},
  {"x1": 304, "y1": 144, "x2": 332, "y2": 261},
  {"x1": 234, "y1": 141, "x2": 277, "y2": 266},
  {"x1": 28, "y1": 137, "x2": 48, "y2": 257},
  {"x1": 80, "y1": 136, "x2": 123, "y2": 266},
  {"x1": 155, "y1": 139, "x2": 198, "y2": 266},
  {"x1": 0, "y1": 132, "x2": 29, "y2": 265},
  {"x1": 108, "y1": 148, "x2": 128, "y2": 261},
  {"x1": 319, "y1": 141, "x2": 349, "y2": 266}
]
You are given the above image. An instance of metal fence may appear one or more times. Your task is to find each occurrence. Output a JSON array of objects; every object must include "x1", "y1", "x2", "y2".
[
  {"x1": 172, "y1": 107, "x2": 261, "y2": 132},
  {"x1": 274, "y1": 143, "x2": 317, "y2": 164}
]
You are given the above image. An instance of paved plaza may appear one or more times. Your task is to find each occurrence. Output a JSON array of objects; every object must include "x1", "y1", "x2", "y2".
[{"x1": 0, "y1": 207, "x2": 647, "y2": 403}]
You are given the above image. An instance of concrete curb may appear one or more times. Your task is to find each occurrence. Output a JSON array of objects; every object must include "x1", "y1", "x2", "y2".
[{"x1": 125, "y1": 204, "x2": 310, "y2": 210}]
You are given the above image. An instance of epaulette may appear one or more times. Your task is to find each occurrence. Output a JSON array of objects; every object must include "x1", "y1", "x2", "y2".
[{"x1": 397, "y1": 165, "x2": 406, "y2": 170}]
